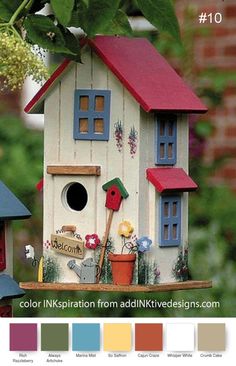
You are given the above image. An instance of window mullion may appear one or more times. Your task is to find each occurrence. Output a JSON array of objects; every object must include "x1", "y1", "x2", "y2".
[{"x1": 88, "y1": 93, "x2": 95, "y2": 135}]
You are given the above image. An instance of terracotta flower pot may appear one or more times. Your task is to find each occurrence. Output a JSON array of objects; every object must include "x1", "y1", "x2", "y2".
[{"x1": 108, "y1": 253, "x2": 136, "y2": 285}]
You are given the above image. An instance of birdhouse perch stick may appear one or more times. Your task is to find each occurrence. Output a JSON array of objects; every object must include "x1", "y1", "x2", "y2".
[
  {"x1": 97, "y1": 210, "x2": 114, "y2": 283},
  {"x1": 97, "y1": 178, "x2": 129, "y2": 283}
]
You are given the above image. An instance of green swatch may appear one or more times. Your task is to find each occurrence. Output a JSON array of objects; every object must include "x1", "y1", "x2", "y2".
[{"x1": 41, "y1": 323, "x2": 69, "y2": 351}]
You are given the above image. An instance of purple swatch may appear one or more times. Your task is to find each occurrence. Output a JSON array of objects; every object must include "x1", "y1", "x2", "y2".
[{"x1": 10, "y1": 324, "x2": 37, "y2": 351}]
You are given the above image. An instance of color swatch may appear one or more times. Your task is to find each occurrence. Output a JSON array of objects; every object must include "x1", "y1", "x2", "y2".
[
  {"x1": 72, "y1": 323, "x2": 100, "y2": 351},
  {"x1": 10, "y1": 323, "x2": 37, "y2": 351},
  {"x1": 198, "y1": 323, "x2": 226, "y2": 351},
  {"x1": 8, "y1": 321, "x2": 227, "y2": 354},
  {"x1": 135, "y1": 323, "x2": 163, "y2": 351},
  {"x1": 166, "y1": 323, "x2": 195, "y2": 351},
  {"x1": 41, "y1": 323, "x2": 69, "y2": 351},
  {"x1": 103, "y1": 323, "x2": 132, "y2": 352}
]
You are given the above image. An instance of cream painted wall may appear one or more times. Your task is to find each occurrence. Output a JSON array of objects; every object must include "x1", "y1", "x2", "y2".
[{"x1": 44, "y1": 47, "x2": 141, "y2": 282}]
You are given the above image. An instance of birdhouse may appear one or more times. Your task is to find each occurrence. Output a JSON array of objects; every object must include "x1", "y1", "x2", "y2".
[
  {"x1": 0, "y1": 181, "x2": 31, "y2": 316},
  {"x1": 102, "y1": 177, "x2": 129, "y2": 211},
  {"x1": 24, "y1": 36, "x2": 211, "y2": 290},
  {"x1": 106, "y1": 185, "x2": 122, "y2": 211}
]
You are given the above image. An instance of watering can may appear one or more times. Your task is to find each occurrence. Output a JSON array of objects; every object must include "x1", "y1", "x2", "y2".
[{"x1": 67, "y1": 258, "x2": 99, "y2": 283}]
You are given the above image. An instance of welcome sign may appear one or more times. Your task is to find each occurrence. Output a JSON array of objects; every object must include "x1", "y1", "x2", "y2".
[{"x1": 51, "y1": 234, "x2": 84, "y2": 259}]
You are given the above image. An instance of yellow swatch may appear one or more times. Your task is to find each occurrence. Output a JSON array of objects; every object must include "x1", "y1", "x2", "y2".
[{"x1": 103, "y1": 323, "x2": 132, "y2": 352}]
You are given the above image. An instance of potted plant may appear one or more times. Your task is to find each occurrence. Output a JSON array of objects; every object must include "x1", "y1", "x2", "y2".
[{"x1": 108, "y1": 221, "x2": 152, "y2": 285}]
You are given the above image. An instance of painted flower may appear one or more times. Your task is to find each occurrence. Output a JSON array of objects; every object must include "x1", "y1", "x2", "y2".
[
  {"x1": 136, "y1": 236, "x2": 152, "y2": 253},
  {"x1": 128, "y1": 126, "x2": 138, "y2": 158},
  {"x1": 118, "y1": 221, "x2": 134, "y2": 238},
  {"x1": 155, "y1": 269, "x2": 161, "y2": 278},
  {"x1": 85, "y1": 234, "x2": 100, "y2": 250},
  {"x1": 114, "y1": 120, "x2": 123, "y2": 152},
  {"x1": 43, "y1": 240, "x2": 51, "y2": 250}
]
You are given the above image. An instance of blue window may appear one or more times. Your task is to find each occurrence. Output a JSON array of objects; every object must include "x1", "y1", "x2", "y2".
[
  {"x1": 156, "y1": 115, "x2": 177, "y2": 165},
  {"x1": 159, "y1": 195, "x2": 181, "y2": 247},
  {"x1": 74, "y1": 89, "x2": 111, "y2": 140}
]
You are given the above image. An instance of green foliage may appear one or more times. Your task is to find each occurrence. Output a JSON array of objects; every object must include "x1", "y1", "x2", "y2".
[
  {"x1": 172, "y1": 248, "x2": 189, "y2": 281},
  {"x1": 85, "y1": 0, "x2": 120, "y2": 37},
  {"x1": 0, "y1": 0, "x2": 182, "y2": 89},
  {"x1": 180, "y1": 184, "x2": 236, "y2": 316},
  {"x1": 0, "y1": 0, "x2": 21, "y2": 21},
  {"x1": 57, "y1": 26, "x2": 81, "y2": 62},
  {"x1": 138, "y1": 255, "x2": 159, "y2": 285},
  {"x1": 0, "y1": 114, "x2": 43, "y2": 211},
  {"x1": 43, "y1": 255, "x2": 60, "y2": 283},
  {"x1": 200, "y1": 69, "x2": 236, "y2": 92},
  {"x1": 51, "y1": 0, "x2": 74, "y2": 26},
  {"x1": 195, "y1": 120, "x2": 214, "y2": 138},
  {"x1": 137, "y1": 0, "x2": 181, "y2": 43},
  {"x1": 68, "y1": 0, "x2": 87, "y2": 28},
  {"x1": 104, "y1": 9, "x2": 133, "y2": 36},
  {"x1": 95, "y1": 237, "x2": 114, "y2": 283},
  {"x1": 24, "y1": 15, "x2": 74, "y2": 55},
  {"x1": 0, "y1": 0, "x2": 181, "y2": 58},
  {"x1": 190, "y1": 175, "x2": 236, "y2": 243}
]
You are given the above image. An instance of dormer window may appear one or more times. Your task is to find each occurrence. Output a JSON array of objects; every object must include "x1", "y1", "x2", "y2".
[
  {"x1": 73, "y1": 89, "x2": 111, "y2": 141},
  {"x1": 156, "y1": 114, "x2": 177, "y2": 165}
]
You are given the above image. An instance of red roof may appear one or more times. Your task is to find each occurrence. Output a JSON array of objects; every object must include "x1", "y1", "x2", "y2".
[
  {"x1": 25, "y1": 36, "x2": 207, "y2": 114},
  {"x1": 146, "y1": 168, "x2": 198, "y2": 193}
]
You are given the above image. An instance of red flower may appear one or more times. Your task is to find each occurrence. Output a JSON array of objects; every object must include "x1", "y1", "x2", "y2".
[{"x1": 85, "y1": 234, "x2": 100, "y2": 250}]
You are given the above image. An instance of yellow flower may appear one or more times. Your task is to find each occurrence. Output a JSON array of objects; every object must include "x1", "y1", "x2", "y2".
[
  {"x1": 118, "y1": 221, "x2": 134, "y2": 238},
  {"x1": 0, "y1": 30, "x2": 49, "y2": 91}
]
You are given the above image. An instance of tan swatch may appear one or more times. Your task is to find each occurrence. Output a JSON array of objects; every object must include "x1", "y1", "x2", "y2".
[{"x1": 198, "y1": 323, "x2": 226, "y2": 351}]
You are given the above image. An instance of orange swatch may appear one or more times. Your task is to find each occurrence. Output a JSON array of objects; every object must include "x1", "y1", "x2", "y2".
[{"x1": 135, "y1": 323, "x2": 163, "y2": 351}]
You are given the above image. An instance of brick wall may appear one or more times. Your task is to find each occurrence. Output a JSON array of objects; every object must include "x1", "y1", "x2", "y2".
[
  {"x1": 176, "y1": 0, "x2": 236, "y2": 191},
  {"x1": 0, "y1": 89, "x2": 20, "y2": 116}
]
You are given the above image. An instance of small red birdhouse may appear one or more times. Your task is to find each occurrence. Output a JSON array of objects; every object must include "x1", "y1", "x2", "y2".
[
  {"x1": 106, "y1": 185, "x2": 122, "y2": 211},
  {"x1": 102, "y1": 177, "x2": 129, "y2": 211}
]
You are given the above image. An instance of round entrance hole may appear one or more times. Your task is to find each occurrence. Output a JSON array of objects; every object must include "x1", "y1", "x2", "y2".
[{"x1": 62, "y1": 182, "x2": 88, "y2": 211}]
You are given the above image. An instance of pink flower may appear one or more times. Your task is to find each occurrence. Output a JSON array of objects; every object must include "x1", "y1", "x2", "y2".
[
  {"x1": 44, "y1": 240, "x2": 51, "y2": 250},
  {"x1": 85, "y1": 234, "x2": 100, "y2": 250}
]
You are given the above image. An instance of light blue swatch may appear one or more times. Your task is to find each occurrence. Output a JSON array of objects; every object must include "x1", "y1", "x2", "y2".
[{"x1": 72, "y1": 323, "x2": 100, "y2": 351}]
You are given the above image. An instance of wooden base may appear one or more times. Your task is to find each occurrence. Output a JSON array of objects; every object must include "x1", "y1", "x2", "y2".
[{"x1": 19, "y1": 280, "x2": 212, "y2": 292}]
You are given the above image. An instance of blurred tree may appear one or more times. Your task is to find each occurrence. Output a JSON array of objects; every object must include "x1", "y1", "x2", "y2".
[
  {"x1": 0, "y1": 112, "x2": 43, "y2": 284},
  {"x1": 0, "y1": 114, "x2": 43, "y2": 211}
]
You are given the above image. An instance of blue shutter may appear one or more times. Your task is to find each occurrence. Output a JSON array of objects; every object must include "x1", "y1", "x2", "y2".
[
  {"x1": 156, "y1": 115, "x2": 177, "y2": 165},
  {"x1": 159, "y1": 195, "x2": 181, "y2": 247},
  {"x1": 73, "y1": 89, "x2": 111, "y2": 141}
]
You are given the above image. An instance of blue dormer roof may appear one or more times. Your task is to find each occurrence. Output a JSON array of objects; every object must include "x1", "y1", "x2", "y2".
[
  {"x1": 0, "y1": 274, "x2": 25, "y2": 300},
  {"x1": 0, "y1": 181, "x2": 31, "y2": 220}
]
